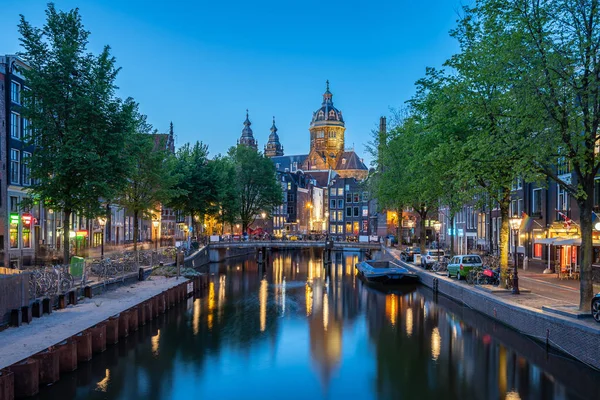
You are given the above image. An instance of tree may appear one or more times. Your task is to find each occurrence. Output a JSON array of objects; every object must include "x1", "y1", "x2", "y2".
[
  {"x1": 211, "y1": 156, "x2": 239, "y2": 234},
  {"x1": 169, "y1": 141, "x2": 218, "y2": 236},
  {"x1": 117, "y1": 128, "x2": 180, "y2": 254},
  {"x1": 228, "y1": 145, "x2": 282, "y2": 232},
  {"x1": 18, "y1": 4, "x2": 134, "y2": 262},
  {"x1": 485, "y1": 0, "x2": 600, "y2": 309}
]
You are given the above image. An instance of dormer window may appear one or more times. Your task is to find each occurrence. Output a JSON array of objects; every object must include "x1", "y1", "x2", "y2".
[
  {"x1": 276, "y1": 163, "x2": 280, "y2": 170},
  {"x1": 318, "y1": 111, "x2": 324, "y2": 118},
  {"x1": 342, "y1": 158, "x2": 346, "y2": 165},
  {"x1": 329, "y1": 110, "x2": 336, "y2": 118}
]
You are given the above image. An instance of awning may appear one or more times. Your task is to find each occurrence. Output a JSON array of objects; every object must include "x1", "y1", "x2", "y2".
[
  {"x1": 553, "y1": 237, "x2": 581, "y2": 246},
  {"x1": 535, "y1": 238, "x2": 557, "y2": 245}
]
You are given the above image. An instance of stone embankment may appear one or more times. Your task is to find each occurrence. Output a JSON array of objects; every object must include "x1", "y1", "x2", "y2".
[
  {"x1": 385, "y1": 247, "x2": 600, "y2": 370},
  {"x1": 0, "y1": 274, "x2": 208, "y2": 399}
]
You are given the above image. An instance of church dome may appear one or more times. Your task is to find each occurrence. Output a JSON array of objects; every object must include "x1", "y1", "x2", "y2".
[{"x1": 310, "y1": 81, "x2": 344, "y2": 128}]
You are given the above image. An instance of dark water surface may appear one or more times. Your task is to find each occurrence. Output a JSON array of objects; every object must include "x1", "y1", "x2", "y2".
[{"x1": 35, "y1": 250, "x2": 600, "y2": 400}]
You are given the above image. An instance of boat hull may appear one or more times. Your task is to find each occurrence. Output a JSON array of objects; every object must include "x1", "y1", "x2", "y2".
[{"x1": 356, "y1": 260, "x2": 419, "y2": 285}]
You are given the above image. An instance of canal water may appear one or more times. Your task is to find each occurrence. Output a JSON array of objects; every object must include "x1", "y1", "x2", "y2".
[{"x1": 35, "y1": 250, "x2": 600, "y2": 400}]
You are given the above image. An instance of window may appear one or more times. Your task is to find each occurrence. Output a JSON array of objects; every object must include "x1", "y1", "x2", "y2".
[
  {"x1": 557, "y1": 184, "x2": 568, "y2": 211},
  {"x1": 337, "y1": 211, "x2": 343, "y2": 221},
  {"x1": 337, "y1": 224, "x2": 344, "y2": 234},
  {"x1": 330, "y1": 199, "x2": 336, "y2": 209},
  {"x1": 353, "y1": 221, "x2": 359, "y2": 235},
  {"x1": 534, "y1": 243, "x2": 543, "y2": 258},
  {"x1": 317, "y1": 131, "x2": 324, "y2": 138},
  {"x1": 345, "y1": 223, "x2": 351, "y2": 233},
  {"x1": 292, "y1": 162, "x2": 297, "y2": 172},
  {"x1": 287, "y1": 182, "x2": 291, "y2": 190},
  {"x1": 337, "y1": 188, "x2": 343, "y2": 196},
  {"x1": 353, "y1": 207, "x2": 359, "y2": 217},
  {"x1": 11, "y1": 81, "x2": 20, "y2": 103},
  {"x1": 22, "y1": 229, "x2": 31, "y2": 248},
  {"x1": 362, "y1": 192, "x2": 368, "y2": 202},
  {"x1": 346, "y1": 207, "x2": 352, "y2": 217},
  {"x1": 362, "y1": 220, "x2": 368, "y2": 232},
  {"x1": 345, "y1": 184, "x2": 350, "y2": 191},
  {"x1": 23, "y1": 152, "x2": 31, "y2": 186},
  {"x1": 10, "y1": 196, "x2": 18, "y2": 213},
  {"x1": 22, "y1": 118, "x2": 31, "y2": 141},
  {"x1": 337, "y1": 199, "x2": 343, "y2": 209},
  {"x1": 557, "y1": 156, "x2": 570, "y2": 175},
  {"x1": 346, "y1": 192, "x2": 352, "y2": 203},
  {"x1": 11, "y1": 112, "x2": 20, "y2": 139},
  {"x1": 10, "y1": 223, "x2": 18, "y2": 249},
  {"x1": 511, "y1": 199, "x2": 518, "y2": 217},
  {"x1": 330, "y1": 225, "x2": 336, "y2": 234},
  {"x1": 532, "y1": 188, "x2": 542, "y2": 213},
  {"x1": 353, "y1": 193, "x2": 360, "y2": 203},
  {"x1": 287, "y1": 206, "x2": 294, "y2": 215},
  {"x1": 330, "y1": 212, "x2": 336, "y2": 222},
  {"x1": 328, "y1": 131, "x2": 336, "y2": 138},
  {"x1": 330, "y1": 188, "x2": 336, "y2": 197},
  {"x1": 341, "y1": 158, "x2": 346, "y2": 165},
  {"x1": 11, "y1": 149, "x2": 20, "y2": 184},
  {"x1": 362, "y1": 206, "x2": 368, "y2": 217}
]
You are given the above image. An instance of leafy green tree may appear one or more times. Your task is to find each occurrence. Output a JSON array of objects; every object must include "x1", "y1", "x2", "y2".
[
  {"x1": 484, "y1": 0, "x2": 600, "y2": 309},
  {"x1": 18, "y1": 4, "x2": 134, "y2": 262},
  {"x1": 211, "y1": 156, "x2": 239, "y2": 234},
  {"x1": 169, "y1": 141, "x2": 218, "y2": 235},
  {"x1": 228, "y1": 145, "x2": 282, "y2": 232},
  {"x1": 117, "y1": 128, "x2": 180, "y2": 253}
]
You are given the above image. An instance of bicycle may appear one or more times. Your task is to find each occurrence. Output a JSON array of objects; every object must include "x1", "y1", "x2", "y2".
[{"x1": 431, "y1": 260, "x2": 448, "y2": 274}]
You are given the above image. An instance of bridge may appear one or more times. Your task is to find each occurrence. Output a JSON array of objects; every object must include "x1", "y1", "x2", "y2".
[{"x1": 207, "y1": 240, "x2": 381, "y2": 251}]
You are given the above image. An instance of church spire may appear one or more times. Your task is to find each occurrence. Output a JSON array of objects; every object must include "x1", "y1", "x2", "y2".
[
  {"x1": 265, "y1": 116, "x2": 284, "y2": 157},
  {"x1": 322, "y1": 80, "x2": 333, "y2": 104},
  {"x1": 239, "y1": 109, "x2": 258, "y2": 150}
]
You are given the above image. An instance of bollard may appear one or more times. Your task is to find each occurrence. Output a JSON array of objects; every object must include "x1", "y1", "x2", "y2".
[
  {"x1": 90, "y1": 323, "x2": 107, "y2": 354},
  {"x1": 9, "y1": 359, "x2": 39, "y2": 398},
  {"x1": 42, "y1": 298, "x2": 52, "y2": 315},
  {"x1": 106, "y1": 316, "x2": 120, "y2": 345},
  {"x1": 32, "y1": 301, "x2": 43, "y2": 319},
  {"x1": 57, "y1": 340, "x2": 78, "y2": 373},
  {"x1": 119, "y1": 311, "x2": 130, "y2": 338},
  {"x1": 138, "y1": 304, "x2": 146, "y2": 326},
  {"x1": 74, "y1": 331, "x2": 92, "y2": 363},
  {"x1": 21, "y1": 305, "x2": 32, "y2": 324},
  {"x1": 68, "y1": 290, "x2": 77, "y2": 306},
  {"x1": 84, "y1": 286, "x2": 93, "y2": 298},
  {"x1": 138, "y1": 267, "x2": 145, "y2": 281},
  {"x1": 0, "y1": 369, "x2": 14, "y2": 400},
  {"x1": 32, "y1": 347, "x2": 60, "y2": 385},
  {"x1": 58, "y1": 294, "x2": 66, "y2": 309},
  {"x1": 10, "y1": 309, "x2": 22, "y2": 328},
  {"x1": 128, "y1": 307, "x2": 139, "y2": 332}
]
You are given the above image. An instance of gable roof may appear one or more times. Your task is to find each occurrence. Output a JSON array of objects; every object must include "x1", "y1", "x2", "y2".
[
  {"x1": 335, "y1": 151, "x2": 368, "y2": 171},
  {"x1": 270, "y1": 154, "x2": 308, "y2": 172}
]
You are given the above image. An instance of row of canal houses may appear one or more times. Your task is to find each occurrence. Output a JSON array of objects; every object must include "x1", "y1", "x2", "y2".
[
  {"x1": 1, "y1": 55, "x2": 188, "y2": 268},
  {"x1": 439, "y1": 169, "x2": 599, "y2": 276}
]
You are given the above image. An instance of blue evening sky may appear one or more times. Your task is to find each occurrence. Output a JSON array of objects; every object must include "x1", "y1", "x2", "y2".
[{"x1": 1, "y1": 0, "x2": 467, "y2": 165}]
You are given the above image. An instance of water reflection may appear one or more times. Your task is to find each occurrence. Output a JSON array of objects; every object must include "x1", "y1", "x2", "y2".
[{"x1": 34, "y1": 250, "x2": 600, "y2": 400}]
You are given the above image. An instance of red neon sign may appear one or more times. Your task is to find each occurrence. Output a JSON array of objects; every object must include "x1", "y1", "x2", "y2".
[{"x1": 21, "y1": 214, "x2": 32, "y2": 226}]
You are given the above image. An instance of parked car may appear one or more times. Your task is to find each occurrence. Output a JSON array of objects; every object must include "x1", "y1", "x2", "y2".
[
  {"x1": 447, "y1": 254, "x2": 484, "y2": 280},
  {"x1": 401, "y1": 247, "x2": 420, "y2": 262},
  {"x1": 592, "y1": 293, "x2": 600, "y2": 323},
  {"x1": 421, "y1": 250, "x2": 446, "y2": 269}
]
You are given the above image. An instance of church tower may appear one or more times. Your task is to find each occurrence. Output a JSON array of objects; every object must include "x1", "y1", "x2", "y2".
[
  {"x1": 238, "y1": 110, "x2": 258, "y2": 150},
  {"x1": 305, "y1": 81, "x2": 345, "y2": 170},
  {"x1": 264, "y1": 117, "x2": 284, "y2": 157}
]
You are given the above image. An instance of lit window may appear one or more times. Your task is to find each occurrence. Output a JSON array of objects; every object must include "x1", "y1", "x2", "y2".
[
  {"x1": 337, "y1": 211, "x2": 343, "y2": 221},
  {"x1": 337, "y1": 188, "x2": 343, "y2": 196},
  {"x1": 341, "y1": 158, "x2": 346, "y2": 165}
]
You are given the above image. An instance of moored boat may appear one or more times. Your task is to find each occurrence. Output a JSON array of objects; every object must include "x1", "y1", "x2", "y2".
[{"x1": 355, "y1": 260, "x2": 419, "y2": 284}]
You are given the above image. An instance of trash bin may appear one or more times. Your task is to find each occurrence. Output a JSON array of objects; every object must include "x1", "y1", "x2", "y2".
[
  {"x1": 69, "y1": 256, "x2": 85, "y2": 278},
  {"x1": 517, "y1": 253, "x2": 525, "y2": 269}
]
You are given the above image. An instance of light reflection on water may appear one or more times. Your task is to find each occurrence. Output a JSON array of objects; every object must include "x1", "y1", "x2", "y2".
[{"x1": 34, "y1": 250, "x2": 600, "y2": 400}]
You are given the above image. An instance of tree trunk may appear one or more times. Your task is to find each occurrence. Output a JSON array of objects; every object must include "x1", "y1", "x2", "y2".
[
  {"x1": 63, "y1": 209, "x2": 72, "y2": 264},
  {"x1": 133, "y1": 210, "x2": 139, "y2": 252},
  {"x1": 450, "y1": 211, "x2": 456, "y2": 256},
  {"x1": 419, "y1": 208, "x2": 428, "y2": 254},
  {"x1": 499, "y1": 189, "x2": 511, "y2": 288},
  {"x1": 397, "y1": 208, "x2": 403, "y2": 246},
  {"x1": 488, "y1": 198, "x2": 494, "y2": 254},
  {"x1": 578, "y1": 191, "x2": 594, "y2": 311}
]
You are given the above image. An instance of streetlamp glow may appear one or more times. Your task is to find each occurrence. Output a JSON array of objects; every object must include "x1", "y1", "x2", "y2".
[
  {"x1": 152, "y1": 219, "x2": 160, "y2": 251},
  {"x1": 261, "y1": 212, "x2": 266, "y2": 219},
  {"x1": 433, "y1": 221, "x2": 442, "y2": 261}
]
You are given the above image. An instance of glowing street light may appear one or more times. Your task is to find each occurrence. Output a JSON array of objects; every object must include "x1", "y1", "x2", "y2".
[{"x1": 508, "y1": 217, "x2": 522, "y2": 294}]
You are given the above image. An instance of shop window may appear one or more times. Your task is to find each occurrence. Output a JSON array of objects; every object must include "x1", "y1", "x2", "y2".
[
  {"x1": 533, "y1": 243, "x2": 543, "y2": 258},
  {"x1": 10, "y1": 223, "x2": 18, "y2": 249},
  {"x1": 353, "y1": 222, "x2": 359, "y2": 235},
  {"x1": 22, "y1": 229, "x2": 31, "y2": 248},
  {"x1": 345, "y1": 223, "x2": 351, "y2": 233}
]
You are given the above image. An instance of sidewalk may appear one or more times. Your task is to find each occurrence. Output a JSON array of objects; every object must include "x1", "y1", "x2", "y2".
[{"x1": 0, "y1": 275, "x2": 186, "y2": 369}]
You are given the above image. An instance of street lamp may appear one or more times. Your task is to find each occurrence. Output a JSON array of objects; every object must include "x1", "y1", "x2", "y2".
[
  {"x1": 509, "y1": 217, "x2": 522, "y2": 294},
  {"x1": 98, "y1": 217, "x2": 107, "y2": 259},
  {"x1": 152, "y1": 219, "x2": 159, "y2": 251},
  {"x1": 433, "y1": 221, "x2": 442, "y2": 264}
]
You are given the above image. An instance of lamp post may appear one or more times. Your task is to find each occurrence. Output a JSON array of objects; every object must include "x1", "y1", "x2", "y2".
[
  {"x1": 433, "y1": 221, "x2": 442, "y2": 263},
  {"x1": 152, "y1": 219, "x2": 159, "y2": 251},
  {"x1": 98, "y1": 217, "x2": 107, "y2": 259},
  {"x1": 509, "y1": 217, "x2": 522, "y2": 294}
]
